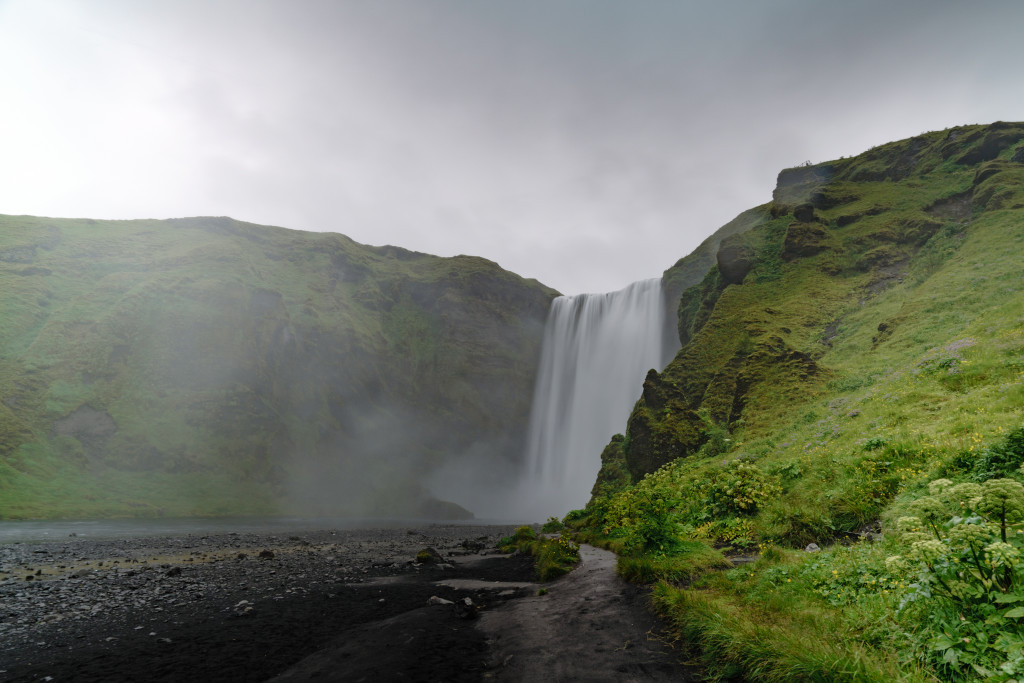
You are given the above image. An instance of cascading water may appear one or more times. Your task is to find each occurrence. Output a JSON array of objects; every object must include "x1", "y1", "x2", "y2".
[{"x1": 515, "y1": 278, "x2": 678, "y2": 519}]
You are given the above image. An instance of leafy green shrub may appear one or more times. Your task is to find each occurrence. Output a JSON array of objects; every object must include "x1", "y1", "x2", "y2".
[
  {"x1": 968, "y1": 426, "x2": 1024, "y2": 482},
  {"x1": 499, "y1": 527, "x2": 579, "y2": 581},
  {"x1": 699, "y1": 421, "x2": 732, "y2": 458},
  {"x1": 604, "y1": 484, "x2": 678, "y2": 554},
  {"x1": 707, "y1": 459, "x2": 782, "y2": 517},
  {"x1": 541, "y1": 516, "x2": 565, "y2": 533},
  {"x1": 534, "y1": 534, "x2": 581, "y2": 581},
  {"x1": 863, "y1": 436, "x2": 888, "y2": 451},
  {"x1": 498, "y1": 525, "x2": 537, "y2": 551},
  {"x1": 563, "y1": 508, "x2": 588, "y2": 524},
  {"x1": 895, "y1": 472, "x2": 1024, "y2": 678}
]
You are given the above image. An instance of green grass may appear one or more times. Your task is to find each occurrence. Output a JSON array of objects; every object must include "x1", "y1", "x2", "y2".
[
  {"x1": 581, "y1": 122, "x2": 1024, "y2": 680},
  {"x1": 0, "y1": 214, "x2": 557, "y2": 519},
  {"x1": 499, "y1": 526, "x2": 582, "y2": 581},
  {"x1": 616, "y1": 541, "x2": 732, "y2": 584}
]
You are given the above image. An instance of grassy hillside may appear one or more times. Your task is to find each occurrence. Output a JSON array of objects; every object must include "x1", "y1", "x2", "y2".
[
  {"x1": 577, "y1": 122, "x2": 1024, "y2": 680},
  {"x1": 0, "y1": 217, "x2": 557, "y2": 519}
]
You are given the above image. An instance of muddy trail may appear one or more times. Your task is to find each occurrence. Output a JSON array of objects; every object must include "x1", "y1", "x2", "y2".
[{"x1": 477, "y1": 544, "x2": 697, "y2": 682}]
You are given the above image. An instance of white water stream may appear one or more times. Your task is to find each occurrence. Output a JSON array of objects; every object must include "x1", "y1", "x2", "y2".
[{"x1": 513, "y1": 278, "x2": 676, "y2": 519}]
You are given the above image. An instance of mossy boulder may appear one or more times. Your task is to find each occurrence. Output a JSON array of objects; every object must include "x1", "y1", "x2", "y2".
[
  {"x1": 590, "y1": 434, "x2": 632, "y2": 499},
  {"x1": 716, "y1": 239, "x2": 756, "y2": 286},
  {"x1": 782, "y1": 221, "x2": 830, "y2": 260}
]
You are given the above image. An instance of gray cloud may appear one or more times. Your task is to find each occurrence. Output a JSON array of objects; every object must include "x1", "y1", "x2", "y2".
[{"x1": 1, "y1": 0, "x2": 1023, "y2": 293}]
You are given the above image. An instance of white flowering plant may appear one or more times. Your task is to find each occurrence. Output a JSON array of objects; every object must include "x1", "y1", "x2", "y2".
[{"x1": 897, "y1": 470, "x2": 1024, "y2": 680}]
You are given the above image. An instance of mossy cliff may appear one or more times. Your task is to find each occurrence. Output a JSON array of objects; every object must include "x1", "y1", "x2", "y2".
[
  {"x1": 0, "y1": 217, "x2": 557, "y2": 518},
  {"x1": 579, "y1": 121, "x2": 1024, "y2": 680},
  {"x1": 595, "y1": 120, "x2": 1024, "y2": 487}
]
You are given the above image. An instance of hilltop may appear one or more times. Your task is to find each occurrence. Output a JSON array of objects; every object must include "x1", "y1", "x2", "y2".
[{"x1": 0, "y1": 217, "x2": 557, "y2": 519}]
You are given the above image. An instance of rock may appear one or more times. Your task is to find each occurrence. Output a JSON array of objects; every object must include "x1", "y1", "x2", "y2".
[
  {"x1": 460, "y1": 539, "x2": 485, "y2": 553},
  {"x1": 716, "y1": 241, "x2": 756, "y2": 285},
  {"x1": 805, "y1": 543, "x2": 820, "y2": 553},
  {"x1": 427, "y1": 595, "x2": 454, "y2": 606},
  {"x1": 258, "y1": 550, "x2": 275, "y2": 560},
  {"x1": 414, "y1": 547, "x2": 443, "y2": 564},
  {"x1": 164, "y1": 567, "x2": 182, "y2": 577},
  {"x1": 793, "y1": 204, "x2": 818, "y2": 222},
  {"x1": 782, "y1": 222, "x2": 829, "y2": 260},
  {"x1": 453, "y1": 596, "x2": 477, "y2": 620}
]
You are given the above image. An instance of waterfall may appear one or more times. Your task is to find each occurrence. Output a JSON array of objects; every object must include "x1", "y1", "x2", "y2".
[{"x1": 515, "y1": 278, "x2": 677, "y2": 519}]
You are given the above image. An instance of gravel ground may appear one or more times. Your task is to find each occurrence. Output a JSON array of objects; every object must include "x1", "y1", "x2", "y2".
[{"x1": 0, "y1": 524, "x2": 531, "y2": 682}]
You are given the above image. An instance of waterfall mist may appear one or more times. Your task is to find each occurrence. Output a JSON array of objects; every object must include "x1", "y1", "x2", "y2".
[{"x1": 511, "y1": 278, "x2": 677, "y2": 520}]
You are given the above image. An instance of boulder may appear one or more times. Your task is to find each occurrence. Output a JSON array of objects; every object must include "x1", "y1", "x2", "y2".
[
  {"x1": 716, "y1": 242, "x2": 756, "y2": 285},
  {"x1": 415, "y1": 547, "x2": 444, "y2": 564},
  {"x1": 782, "y1": 222, "x2": 829, "y2": 260}
]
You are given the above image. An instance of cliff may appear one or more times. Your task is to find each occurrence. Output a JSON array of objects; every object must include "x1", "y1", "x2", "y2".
[
  {"x1": 0, "y1": 217, "x2": 557, "y2": 518},
  {"x1": 595, "y1": 121, "x2": 1024, "y2": 494}
]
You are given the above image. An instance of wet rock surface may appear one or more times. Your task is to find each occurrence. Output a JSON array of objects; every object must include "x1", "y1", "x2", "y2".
[{"x1": 0, "y1": 524, "x2": 530, "y2": 682}]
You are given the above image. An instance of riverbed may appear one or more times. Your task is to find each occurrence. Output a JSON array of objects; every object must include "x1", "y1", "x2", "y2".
[
  {"x1": 1, "y1": 521, "x2": 697, "y2": 682},
  {"x1": 0, "y1": 522, "x2": 530, "y2": 681}
]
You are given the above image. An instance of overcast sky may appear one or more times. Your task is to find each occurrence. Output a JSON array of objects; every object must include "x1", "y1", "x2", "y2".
[{"x1": 1, "y1": 1, "x2": 1022, "y2": 294}]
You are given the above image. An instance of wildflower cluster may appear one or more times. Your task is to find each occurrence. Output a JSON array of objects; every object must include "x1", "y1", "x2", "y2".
[
  {"x1": 895, "y1": 469, "x2": 1024, "y2": 678},
  {"x1": 915, "y1": 337, "x2": 976, "y2": 376}
]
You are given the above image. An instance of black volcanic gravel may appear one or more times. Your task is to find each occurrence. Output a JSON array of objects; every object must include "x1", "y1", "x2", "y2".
[{"x1": 0, "y1": 524, "x2": 535, "y2": 682}]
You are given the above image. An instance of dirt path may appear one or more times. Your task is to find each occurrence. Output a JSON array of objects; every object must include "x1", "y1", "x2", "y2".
[{"x1": 477, "y1": 544, "x2": 698, "y2": 682}]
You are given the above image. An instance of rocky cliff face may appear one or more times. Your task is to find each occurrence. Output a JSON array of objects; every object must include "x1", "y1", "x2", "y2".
[
  {"x1": 0, "y1": 217, "x2": 557, "y2": 518},
  {"x1": 596, "y1": 121, "x2": 1024, "y2": 488}
]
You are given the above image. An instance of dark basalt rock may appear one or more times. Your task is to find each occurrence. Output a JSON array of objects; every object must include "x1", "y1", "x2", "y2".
[
  {"x1": 716, "y1": 242, "x2": 756, "y2": 285},
  {"x1": 792, "y1": 204, "x2": 818, "y2": 223}
]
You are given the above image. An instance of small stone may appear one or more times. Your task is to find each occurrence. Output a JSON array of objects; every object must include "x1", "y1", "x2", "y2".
[
  {"x1": 805, "y1": 543, "x2": 821, "y2": 553},
  {"x1": 453, "y1": 597, "x2": 477, "y2": 620},
  {"x1": 427, "y1": 595, "x2": 454, "y2": 606}
]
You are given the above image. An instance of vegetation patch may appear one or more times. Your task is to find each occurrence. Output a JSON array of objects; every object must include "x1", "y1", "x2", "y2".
[
  {"x1": 579, "y1": 122, "x2": 1024, "y2": 680},
  {"x1": 499, "y1": 525, "x2": 581, "y2": 582}
]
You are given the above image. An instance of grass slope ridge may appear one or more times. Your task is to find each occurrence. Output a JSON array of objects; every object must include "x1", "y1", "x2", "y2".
[
  {"x1": 0, "y1": 216, "x2": 558, "y2": 519},
  {"x1": 579, "y1": 121, "x2": 1024, "y2": 680}
]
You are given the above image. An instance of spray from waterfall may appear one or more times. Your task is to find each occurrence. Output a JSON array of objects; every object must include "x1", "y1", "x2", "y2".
[{"x1": 514, "y1": 278, "x2": 677, "y2": 519}]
